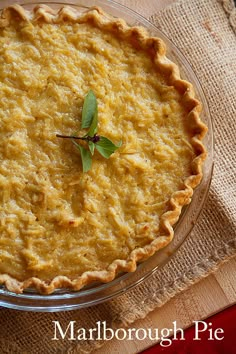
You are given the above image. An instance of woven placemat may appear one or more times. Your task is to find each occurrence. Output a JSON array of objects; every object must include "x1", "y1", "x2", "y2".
[{"x1": 1, "y1": 0, "x2": 236, "y2": 353}]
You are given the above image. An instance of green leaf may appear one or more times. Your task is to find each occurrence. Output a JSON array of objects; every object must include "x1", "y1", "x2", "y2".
[
  {"x1": 88, "y1": 141, "x2": 95, "y2": 155},
  {"x1": 72, "y1": 140, "x2": 92, "y2": 172},
  {"x1": 81, "y1": 90, "x2": 97, "y2": 129},
  {"x1": 56, "y1": 90, "x2": 122, "y2": 172},
  {"x1": 95, "y1": 136, "x2": 122, "y2": 159},
  {"x1": 87, "y1": 107, "x2": 98, "y2": 137}
]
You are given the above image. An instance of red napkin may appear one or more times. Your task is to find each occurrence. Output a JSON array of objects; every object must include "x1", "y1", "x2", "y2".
[{"x1": 141, "y1": 304, "x2": 236, "y2": 354}]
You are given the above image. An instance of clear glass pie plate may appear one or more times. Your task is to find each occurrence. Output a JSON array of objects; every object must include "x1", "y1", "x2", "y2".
[{"x1": 0, "y1": 0, "x2": 214, "y2": 312}]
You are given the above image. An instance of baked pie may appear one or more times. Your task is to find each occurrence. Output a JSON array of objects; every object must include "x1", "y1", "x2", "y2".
[{"x1": 0, "y1": 5, "x2": 207, "y2": 294}]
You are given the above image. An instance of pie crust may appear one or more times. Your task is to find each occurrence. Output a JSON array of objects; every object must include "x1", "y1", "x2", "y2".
[{"x1": 0, "y1": 5, "x2": 207, "y2": 294}]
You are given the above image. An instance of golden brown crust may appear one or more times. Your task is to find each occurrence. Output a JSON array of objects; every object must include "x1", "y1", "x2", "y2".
[{"x1": 0, "y1": 5, "x2": 207, "y2": 294}]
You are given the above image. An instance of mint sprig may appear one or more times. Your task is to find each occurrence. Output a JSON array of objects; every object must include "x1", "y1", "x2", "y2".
[{"x1": 56, "y1": 90, "x2": 122, "y2": 172}]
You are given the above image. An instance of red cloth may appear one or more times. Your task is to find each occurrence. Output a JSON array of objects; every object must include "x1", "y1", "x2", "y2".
[{"x1": 141, "y1": 304, "x2": 236, "y2": 354}]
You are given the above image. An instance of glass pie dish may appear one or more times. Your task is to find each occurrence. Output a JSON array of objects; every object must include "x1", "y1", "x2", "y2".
[{"x1": 0, "y1": 0, "x2": 214, "y2": 312}]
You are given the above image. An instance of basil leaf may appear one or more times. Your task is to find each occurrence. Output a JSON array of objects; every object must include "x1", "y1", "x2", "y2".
[
  {"x1": 72, "y1": 140, "x2": 92, "y2": 172},
  {"x1": 95, "y1": 136, "x2": 122, "y2": 159},
  {"x1": 81, "y1": 90, "x2": 97, "y2": 129},
  {"x1": 87, "y1": 107, "x2": 98, "y2": 137},
  {"x1": 88, "y1": 141, "x2": 95, "y2": 155}
]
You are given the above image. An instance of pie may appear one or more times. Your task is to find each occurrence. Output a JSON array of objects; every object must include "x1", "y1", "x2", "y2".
[{"x1": 0, "y1": 4, "x2": 207, "y2": 294}]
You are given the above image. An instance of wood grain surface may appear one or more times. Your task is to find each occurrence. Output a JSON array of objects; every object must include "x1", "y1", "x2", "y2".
[
  {"x1": 94, "y1": 257, "x2": 236, "y2": 354},
  {"x1": 94, "y1": 1, "x2": 236, "y2": 353}
]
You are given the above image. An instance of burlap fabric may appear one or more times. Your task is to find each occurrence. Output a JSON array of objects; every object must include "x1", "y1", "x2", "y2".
[{"x1": 0, "y1": 0, "x2": 236, "y2": 353}]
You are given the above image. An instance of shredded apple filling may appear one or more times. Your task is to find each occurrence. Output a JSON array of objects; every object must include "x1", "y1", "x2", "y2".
[{"x1": 0, "y1": 6, "x2": 206, "y2": 293}]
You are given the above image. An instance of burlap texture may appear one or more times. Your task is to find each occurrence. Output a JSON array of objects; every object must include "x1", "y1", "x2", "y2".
[{"x1": 0, "y1": 0, "x2": 236, "y2": 353}]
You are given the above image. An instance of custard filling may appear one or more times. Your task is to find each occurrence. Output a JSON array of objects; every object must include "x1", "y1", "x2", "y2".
[{"x1": 0, "y1": 17, "x2": 194, "y2": 281}]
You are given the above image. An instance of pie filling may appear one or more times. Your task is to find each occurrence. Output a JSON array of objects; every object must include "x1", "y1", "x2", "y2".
[{"x1": 0, "y1": 5, "x2": 207, "y2": 293}]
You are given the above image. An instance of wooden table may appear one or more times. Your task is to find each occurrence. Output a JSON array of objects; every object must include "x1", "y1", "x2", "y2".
[
  {"x1": 93, "y1": 0, "x2": 236, "y2": 352},
  {"x1": 94, "y1": 258, "x2": 236, "y2": 353}
]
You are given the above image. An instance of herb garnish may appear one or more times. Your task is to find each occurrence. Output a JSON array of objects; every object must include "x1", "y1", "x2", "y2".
[{"x1": 56, "y1": 90, "x2": 122, "y2": 172}]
